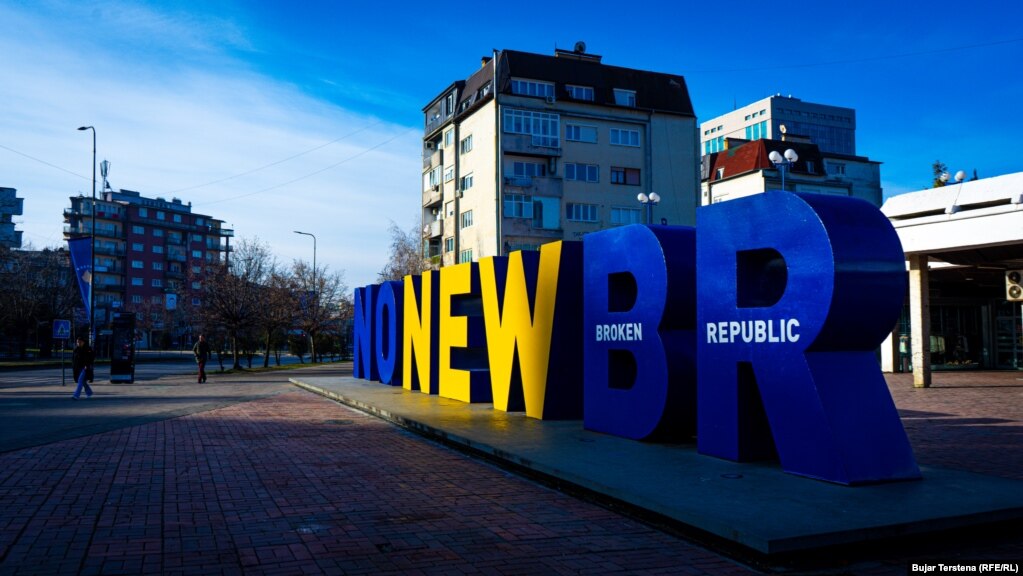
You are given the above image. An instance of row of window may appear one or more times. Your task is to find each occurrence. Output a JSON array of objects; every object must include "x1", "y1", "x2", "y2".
[
  {"x1": 509, "y1": 78, "x2": 636, "y2": 107},
  {"x1": 130, "y1": 226, "x2": 211, "y2": 242},
  {"x1": 501, "y1": 194, "x2": 643, "y2": 224},
  {"x1": 744, "y1": 109, "x2": 767, "y2": 121},
  {"x1": 128, "y1": 277, "x2": 203, "y2": 289},
  {"x1": 137, "y1": 207, "x2": 191, "y2": 224},
  {"x1": 128, "y1": 294, "x2": 202, "y2": 307}
]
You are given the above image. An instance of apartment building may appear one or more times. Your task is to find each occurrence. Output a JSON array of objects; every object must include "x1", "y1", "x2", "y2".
[
  {"x1": 0, "y1": 187, "x2": 24, "y2": 249},
  {"x1": 421, "y1": 45, "x2": 700, "y2": 266},
  {"x1": 700, "y1": 95, "x2": 856, "y2": 156},
  {"x1": 64, "y1": 189, "x2": 232, "y2": 346}
]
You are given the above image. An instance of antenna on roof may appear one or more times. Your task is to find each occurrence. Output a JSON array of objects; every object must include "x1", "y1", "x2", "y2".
[{"x1": 574, "y1": 40, "x2": 587, "y2": 53}]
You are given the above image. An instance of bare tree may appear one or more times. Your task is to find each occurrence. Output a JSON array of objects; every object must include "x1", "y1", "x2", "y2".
[
  {"x1": 292, "y1": 261, "x2": 349, "y2": 363},
  {"x1": 255, "y1": 271, "x2": 295, "y2": 367},
  {"x1": 0, "y1": 247, "x2": 77, "y2": 358},
  {"x1": 378, "y1": 220, "x2": 428, "y2": 282},
  {"x1": 198, "y1": 238, "x2": 274, "y2": 369}
]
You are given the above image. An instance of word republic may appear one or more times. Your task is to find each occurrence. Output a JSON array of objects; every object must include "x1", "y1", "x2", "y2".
[{"x1": 352, "y1": 191, "x2": 921, "y2": 485}]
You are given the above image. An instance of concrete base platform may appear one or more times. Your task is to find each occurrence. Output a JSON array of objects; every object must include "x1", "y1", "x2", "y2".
[{"x1": 290, "y1": 376, "x2": 1023, "y2": 556}]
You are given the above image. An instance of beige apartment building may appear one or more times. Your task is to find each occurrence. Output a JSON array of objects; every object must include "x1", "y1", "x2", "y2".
[{"x1": 421, "y1": 46, "x2": 699, "y2": 266}]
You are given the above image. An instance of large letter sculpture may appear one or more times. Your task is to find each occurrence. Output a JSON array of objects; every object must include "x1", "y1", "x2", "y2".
[
  {"x1": 352, "y1": 284, "x2": 379, "y2": 381},
  {"x1": 439, "y1": 262, "x2": 491, "y2": 402},
  {"x1": 374, "y1": 280, "x2": 403, "y2": 385},
  {"x1": 479, "y1": 241, "x2": 583, "y2": 419},
  {"x1": 697, "y1": 191, "x2": 920, "y2": 484},
  {"x1": 403, "y1": 271, "x2": 439, "y2": 394},
  {"x1": 583, "y1": 225, "x2": 697, "y2": 440}
]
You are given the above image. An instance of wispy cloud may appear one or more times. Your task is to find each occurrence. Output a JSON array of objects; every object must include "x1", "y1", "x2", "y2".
[{"x1": 0, "y1": 1, "x2": 420, "y2": 288}]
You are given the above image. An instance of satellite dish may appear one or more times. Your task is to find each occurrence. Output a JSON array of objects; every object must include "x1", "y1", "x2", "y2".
[{"x1": 574, "y1": 41, "x2": 586, "y2": 53}]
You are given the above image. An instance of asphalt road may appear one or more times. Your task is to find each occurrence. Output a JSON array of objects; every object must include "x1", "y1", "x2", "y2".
[{"x1": 0, "y1": 361, "x2": 352, "y2": 454}]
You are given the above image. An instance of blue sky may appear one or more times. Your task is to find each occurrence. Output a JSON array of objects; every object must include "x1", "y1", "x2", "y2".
[{"x1": 2, "y1": 0, "x2": 1021, "y2": 288}]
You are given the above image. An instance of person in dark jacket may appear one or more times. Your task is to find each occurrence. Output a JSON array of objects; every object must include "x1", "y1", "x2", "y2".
[
  {"x1": 71, "y1": 337, "x2": 94, "y2": 400},
  {"x1": 193, "y1": 334, "x2": 211, "y2": 383}
]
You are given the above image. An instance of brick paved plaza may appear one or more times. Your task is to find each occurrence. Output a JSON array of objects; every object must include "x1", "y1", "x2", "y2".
[{"x1": 0, "y1": 367, "x2": 1020, "y2": 575}]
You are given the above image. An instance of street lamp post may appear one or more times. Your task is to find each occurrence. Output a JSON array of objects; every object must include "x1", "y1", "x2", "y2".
[
  {"x1": 77, "y1": 126, "x2": 96, "y2": 345},
  {"x1": 768, "y1": 148, "x2": 799, "y2": 191},
  {"x1": 294, "y1": 230, "x2": 317, "y2": 360},
  {"x1": 636, "y1": 192, "x2": 660, "y2": 225}
]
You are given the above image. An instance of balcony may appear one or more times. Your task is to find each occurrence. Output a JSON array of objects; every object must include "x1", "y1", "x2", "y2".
[
  {"x1": 94, "y1": 244, "x2": 125, "y2": 256},
  {"x1": 422, "y1": 148, "x2": 443, "y2": 171},
  {"x1": 422, "y1": 186, "x2": 442, "y2": 207},
  {"x1": 502, "y1": 133, "x2": 562, "y2": 157},
  {"x1": 423, "y1": 219, "x2": 443, "y2": 238},
  {"x1": 503, "y1": 175, "x2": 563, "y2": 198}
]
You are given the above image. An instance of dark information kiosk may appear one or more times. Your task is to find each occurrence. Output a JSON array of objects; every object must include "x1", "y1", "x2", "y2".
[{"x1": 110, "y1": 312, "x2": 136, "y2": 383}]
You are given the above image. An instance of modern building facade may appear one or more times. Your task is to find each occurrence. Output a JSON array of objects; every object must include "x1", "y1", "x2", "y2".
[
  {"x1": 879, "y1": 171, "x2": 1023, "y2": 383},
  {"x1": 701, "y1": 137, "x2": 883, "y2": 206},
  {"x1": 421, "y1": 46, "x2": 700, "y2": 266},
  {"x1": 700, "y1": 95, "x2": 856, "y2": 156},
  {"x1": 0, "y1": 187, "x2": 24, "y2": 249},
  {"x1": 64, "y1": 188, "x2": 232, "y2": 346}
]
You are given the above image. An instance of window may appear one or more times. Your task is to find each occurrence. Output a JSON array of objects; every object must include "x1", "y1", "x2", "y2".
[
  {"x1": 806, "y1": 160, "x2": 816, "y2": 174},
  {"x1": 460, "y1": 173, "x2": 474, "y2": 191},
  {"x1": 610, "y1": 167, "x2": 641, "y2": 186},
  {"x1": 156, "y1": 211, "x2": 165, "y2": 220},
  {"x1": 192, "y1": 265, "x2": 202, "y2": 274},
  {"x1": 565, "y1": 163, "x2": 599, "y2": 183},
  {"x1": 532, "y1": 196, "x2": 561, "y2": 230},
  {"x1": 504, "y1": 194, "x2": 534, "y2": 218},
  {"x1": 131, "y1": 294, "x2": 142, "y2": 303},
  {"x1": 828, "y1": 162, "x2": 846, "y2": 175},
  {"x1": 192, "y1": 281, "x2": 201, "y2": 290},
  {"x1": 139, "y1": 208, "x2": 148, "y2": 217},
  {"x1": 745, "y1": 120, "x2": 768, "y2": 140},
  {"x1": 192, "y1": 298, "x2": 201, "y2": 306},
  {"x1": 173, "y1": 214, "x2": 182, "y2": 223},
  {"x1": 566, "y1": 85, "x2": 594, "y2": 101},
  {"x1": 445, "y1": 93, "x2": 455, "y2": 116},
  {"x1": 192, "y1": 234, "x2": 202, "y2": 242},
  {"x1": 511, "y1": 161, "x2": 545, "y2": 178},
  {"x1": 444, "y1": 167, "x2": 454, "y2": 182},
  {"x1": 153, "y1": 229, "x2": 164, "y2": 237},
  {"x1": 510, "y1": 79, "x2": 555, "y2": 99},
  {"x1": 611, "y1": 207, "x2": 642, "y2": 225},
  {"x1": 460, "y1": 210, "x2": 473, "y2": 229},
  {"x1": 192, "y1": 250, "x2": 203, "y2": 258},
  {"x1": 132, "y1": 242, "x2": 144, "y2": 252},
  {"x1": 152, "y1": 279, "x2": 163, "y2": 287},
  {"x1": 428, "y1": 166, "x2": 441, "y2": 187},
  {"x1": 131, "y1": 260, "x2": 144, "y2": 269},
  {"x1": 196, "y1": 218, "x2": 204, "y2": 226},
  {"x1": 566, "y1": 203, "x2": 598, "y2": 222},
  {"x1": 503, "y1": 109, "x2": 559, "y2": 148},
  {"x1": 444, "y1": 128, "x2": 454, "y2": 148},
  {"x1": 131, "y1": 278, "x2": 143, "y2": 286},
  {"x1": 152, "y1": 245, "x2": 164, "y2": 254},
  {"x1": 613, "y1": 89, "x2": 636, "y2": 107},
  {"x1": 152, "y1": 262, "x2": 164, "y2": 271},
  {"x1": 565, "y1": 124, "x2": 598, "y2": 143},
  {"x1": 716, "y1": 167, "x2": 725, "y2": 180},
  {"x1": 445, "y1": 237, "x2": 454, "y2": 253},
  {"x1": 460, "y1": 134, "x2": 473, "y2": 154},
  {"x1": 459, "y1": 249, "x2": 473, "y2": 263},
  {"x1": 132, "y1": 225, "x2": 145, "y2": 234},
  {"x1": 610, "y1": 128, "x2": 640, "y2": 147}
]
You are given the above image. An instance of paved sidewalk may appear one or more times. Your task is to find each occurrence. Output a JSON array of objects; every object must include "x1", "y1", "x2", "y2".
[{"x1": 0, "y1": 367, "x2": 1020, "y2": 575}]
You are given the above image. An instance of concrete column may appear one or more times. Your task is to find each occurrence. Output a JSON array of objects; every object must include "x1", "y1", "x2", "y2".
[{"x1": 908, "y1": 254, "x2": 931, "y2": 388}]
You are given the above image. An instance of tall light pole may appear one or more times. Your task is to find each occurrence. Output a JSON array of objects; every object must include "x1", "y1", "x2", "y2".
[
  {"x1": 294, "y1": 231, "x2": 317, "y2": 360},
  {"x1": 77, "y1": 126, "x2": 96, "y2": 345},
  {"x1": 636, "y1": 192, "x2": 660, "y2": 225},
  {"x1": 768, "y1": 148, "x2": 798, "y2": 191}
]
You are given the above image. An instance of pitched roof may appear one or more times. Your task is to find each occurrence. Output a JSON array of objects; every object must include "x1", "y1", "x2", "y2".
[
  {"x1": 496, "y1": 50, "x2": 694, "y2": 116},
  {"x1": 706, "y1": 139, "x2": 825, "y2": 182}
]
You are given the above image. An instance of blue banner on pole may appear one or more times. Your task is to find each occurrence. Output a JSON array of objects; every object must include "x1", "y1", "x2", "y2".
[{"x1": 67, "y1": 237, "x2": 92, "y2": 319}]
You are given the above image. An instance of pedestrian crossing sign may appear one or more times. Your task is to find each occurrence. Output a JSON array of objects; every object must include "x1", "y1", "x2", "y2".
[{"x1": 52, "y1": 319, "x2": 71, "y2": 340}]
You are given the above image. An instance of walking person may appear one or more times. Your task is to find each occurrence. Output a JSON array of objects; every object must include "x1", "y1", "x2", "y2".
[
  {"x1": 193, "y1": 334, "x2": 211, "y2": 383},
  {"x1": 71, "y1": 337, "x2": 94, "y2": 400}
]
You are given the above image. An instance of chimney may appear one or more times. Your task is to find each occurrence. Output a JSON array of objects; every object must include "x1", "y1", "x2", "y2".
[{"x1": 481, "y1": 56, "x2": 492, "y2": 67}]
